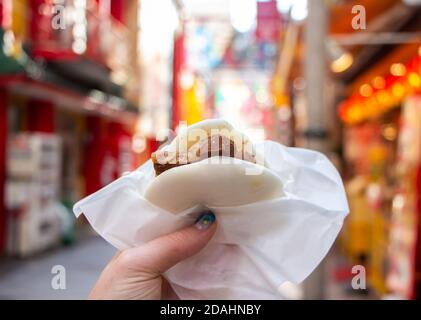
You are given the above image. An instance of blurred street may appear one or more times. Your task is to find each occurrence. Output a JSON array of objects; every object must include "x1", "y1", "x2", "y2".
[
  {"x1": 0, "y1": 229, "x2": 115, "y2": 299},
  {"x1": 1, "y1": 0, "x2": 421, "y2": 300},
  {"x1": 0, "y1": 234, "x2": 377, "y2": 300}
]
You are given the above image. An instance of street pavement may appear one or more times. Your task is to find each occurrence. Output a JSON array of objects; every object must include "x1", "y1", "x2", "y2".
[
  {"x1": 0, "y1": 229, "x2": 115, "y2": 299},
  {"x1": 0, "y1": 229, "x2": 375, "y2": 300}
]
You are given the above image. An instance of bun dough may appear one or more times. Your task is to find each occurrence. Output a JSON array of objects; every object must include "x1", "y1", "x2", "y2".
[{"x1": 144, "y1": 156, "x2": 284, "y2": 214}]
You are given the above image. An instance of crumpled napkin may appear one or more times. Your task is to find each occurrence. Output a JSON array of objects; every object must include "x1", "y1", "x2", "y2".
[{"x1": 73, "y1": 141, "x2": 349, "y2": 299}]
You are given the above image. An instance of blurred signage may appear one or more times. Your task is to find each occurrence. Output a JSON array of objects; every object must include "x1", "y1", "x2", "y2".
[{"x1": 255, "y1": 0, "x2": 282, "y2": 43}]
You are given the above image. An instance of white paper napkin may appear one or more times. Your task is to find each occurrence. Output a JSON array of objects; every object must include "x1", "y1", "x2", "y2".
[{"x1": 73, "y1": 141, "x2": 349, "y2": 299}]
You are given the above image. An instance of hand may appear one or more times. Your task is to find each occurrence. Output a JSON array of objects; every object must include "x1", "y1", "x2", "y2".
[{"x1": 89, "y1": 211, "x2": 217, "y2": 300}]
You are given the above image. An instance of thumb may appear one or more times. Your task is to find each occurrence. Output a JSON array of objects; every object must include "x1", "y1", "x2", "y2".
[{"x1": 123, "y1": 211, "x2": 217, "y2": 274}]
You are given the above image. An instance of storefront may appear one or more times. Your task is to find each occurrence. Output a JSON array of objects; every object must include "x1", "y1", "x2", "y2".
[
  {"x1": 339, "y1": 47, "x2": 421, "y2": 299},
  {"x1": 0, "y1": 0, "x2": 140, "y2": 256}
]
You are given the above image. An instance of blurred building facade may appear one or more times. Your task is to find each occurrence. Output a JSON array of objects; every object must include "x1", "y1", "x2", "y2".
[
  {"x1": 0, "y1": 0, "x2": 141, "y2": 256},
  {"x1": 0, "y1": 0, "x2": 421, "y2": 300}
]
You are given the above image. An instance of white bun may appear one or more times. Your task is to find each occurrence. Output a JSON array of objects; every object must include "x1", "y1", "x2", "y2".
[{"x1": 144, "y1": 156, "x2": 283, "y2": 214}]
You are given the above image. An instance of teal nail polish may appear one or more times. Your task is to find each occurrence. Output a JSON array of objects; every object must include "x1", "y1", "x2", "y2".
[{"x1": 195, "y1": 211, "x2": 216, "y2": 230}]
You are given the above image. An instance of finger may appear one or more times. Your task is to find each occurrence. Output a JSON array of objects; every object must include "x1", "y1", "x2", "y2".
[
  {"x1": 122, "y1": 211, "x2": 216, "y2": 274},
  {"x1": 161, "y1": 277, "x2": 179, "y2": 300},
  {"x1": 111, "y1": 251, "x2": 122, "y2": 262}
]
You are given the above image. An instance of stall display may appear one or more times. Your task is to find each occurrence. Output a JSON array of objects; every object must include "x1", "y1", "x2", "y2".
[
  {"x1": 343, "y1": 175, "x2": 370, "y2": 262},
  {"x1": 342, "y1": 125, "x2": 382, "y2": 276},
  {"x1": 341, "y1": 118, "x2": 398, "y2": 296},
  {"x1": 5, "y1": 133, "x2": 63, "y2": 257},
  {"x1": 339, "y1": 47, "x2": 421, "y2": 298},
  {"x1": 387, "y1": 96, "x2": 421, "y2": 299}
]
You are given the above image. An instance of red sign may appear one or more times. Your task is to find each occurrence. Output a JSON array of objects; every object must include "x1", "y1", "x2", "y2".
[{"x1": 255, "y1": 0, "x2": 282, "y2": 43}]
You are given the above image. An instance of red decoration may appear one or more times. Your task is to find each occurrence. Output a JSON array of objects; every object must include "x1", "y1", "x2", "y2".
[
  {"x1": 148, "y1": 138, "x2": 159, "y2": 155},
  {"x1": 0, "y1": 0, "x2": 12, "y2": 29},
  {"x1": 339, "y1": 54, "x2": 421, "y2": 124},
  {"x1": 107, "y1": 121, "x2": 131, "y2": 180},
  {"x1": 83, "y1": 115, "x2": 106, "y2": 196},
  {"x1": 255, "y1": 0, "x2": 282, "y2": 43},
  {"x1": 29, "y1": 0, "x2": 52, "y2": 45},
  {"x1": 172, "y1": 25, "x2": 185, "y2": 131},
  {"x1": 110, "y1": 0, "x2": 125, "y2": 24},
  {"x1": 27, "y1": 99, "x2": 55, "y2": 133}
]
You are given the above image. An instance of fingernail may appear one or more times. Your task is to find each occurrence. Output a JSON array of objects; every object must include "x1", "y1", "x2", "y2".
[{"x1": 195, "y1": 210, "x2": 216, "y2": 230}]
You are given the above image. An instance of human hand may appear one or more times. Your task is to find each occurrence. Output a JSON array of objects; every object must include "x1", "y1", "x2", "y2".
[{"x1": 89, "y1": 211, "x2": 217, "y2": 300}]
